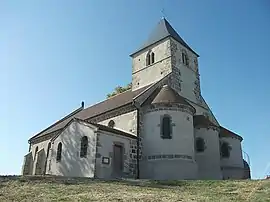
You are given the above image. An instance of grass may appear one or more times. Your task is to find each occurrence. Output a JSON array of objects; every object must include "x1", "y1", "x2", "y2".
[{"x1": 0, "y1": 176, "x2": 269, "y2": 202}]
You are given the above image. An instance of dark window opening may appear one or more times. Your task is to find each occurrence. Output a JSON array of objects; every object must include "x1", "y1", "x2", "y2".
[
  {"x1": 161, "y1": 115, "x2": 172, "y2": 139},
  {"x1": 220, "y1": 142, "x2": 231, "y2": 158},
  {"x1": 80, "y1": 136, "x2": 88, "y2": 158},
  {"x1": 108, "y1": 120, "x2": 115, "y2": 128},
  {"x1": 146, "y1": 51, "x2": 155, "y2": 66},
  {"x1": 151, "y1": 52, "x2": 155, "y2": 64},
  {"x1": 182, "y1": 52, "x2": 189, "y2": 66},
  {"x1": 196, "y1": 138, "x2": 205, "y2": 152},
  {"x1": 56, "y1": 142, "x2": 62, "y2": 162},
  {"x1": 146, "y1": 53, "x2": 151, "y2": 66}
]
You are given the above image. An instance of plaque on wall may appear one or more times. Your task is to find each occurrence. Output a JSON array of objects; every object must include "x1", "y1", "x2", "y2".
[{"x1": 102, "y1": 157, "x2": 110, "y2": 165}]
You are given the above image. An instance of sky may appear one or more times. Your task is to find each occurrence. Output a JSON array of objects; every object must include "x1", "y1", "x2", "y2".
[{"x1": 0, "y1": 0, "x2": 269, "y2": 179}]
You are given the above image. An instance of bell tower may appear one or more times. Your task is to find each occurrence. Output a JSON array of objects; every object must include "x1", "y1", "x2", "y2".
[{"x1": 130, "y1": 18, "x2": 201, "y2": 105}]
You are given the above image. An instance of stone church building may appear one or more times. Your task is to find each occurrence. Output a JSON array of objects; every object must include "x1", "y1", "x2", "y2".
[{"x1": 22, "y1": 18, "x2": 250, "y2": 180}]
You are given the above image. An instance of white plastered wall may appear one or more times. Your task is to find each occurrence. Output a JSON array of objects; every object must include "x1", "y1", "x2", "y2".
[
  {"x1": 140, "y1": 109, "x2": 197, "y2": 180},
  {"x1": 195, "y1": 128, "x2": 222, "y2": 179},
  {"x1": 220, "y1": 137, "x2": 244, "y2": 179},
  {"x1": 49, "y1": 121, "x2": 97, "y2": 177},
  {"x1": 99, "y1": 110, "x2": 137, "y2": 134}
]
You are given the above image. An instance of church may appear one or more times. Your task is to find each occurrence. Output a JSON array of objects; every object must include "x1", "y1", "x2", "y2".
[{"x1": 22, "y1": 18, "x2": 250, "y2": 180}]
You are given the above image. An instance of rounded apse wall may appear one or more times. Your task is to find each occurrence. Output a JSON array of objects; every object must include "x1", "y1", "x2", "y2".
[
  {"x1": 195, "y1": 127, "x2": 222, "y2": 180},
  {"x1": 140, "y1": 105, "x2": 197, "y2": 180},
  {"x1": 220, "y1": 137, "x2": 243, "y2": 168},
  {"x1": 220, "y1": 136, "x2": 244, "y2": 179}
]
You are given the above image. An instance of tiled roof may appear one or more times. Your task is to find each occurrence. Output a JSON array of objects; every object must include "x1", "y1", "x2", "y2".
[
  {"x1": 193, "y1": 115, "x2": 217, "y2": 128},
  {"x1": 143, "y1": 85, "x2": 195, "y2": 112},
  {"x1": 29, "y1": 86, "x2": 148, "y2": 142},
  {"x1": 151, "y1": 85, "x2": 193, "y2": 106},
  {"x1": 219, "y1": 126, "x2": 243, "y2": 141},
  {"x1": 131, "y1": 18, "x2": 199, "y2": 56}
]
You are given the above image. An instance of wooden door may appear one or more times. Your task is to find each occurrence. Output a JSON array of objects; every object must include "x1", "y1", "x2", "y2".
[{"x1": 113, "y1": 144, "x2": 123, "y2": 177}]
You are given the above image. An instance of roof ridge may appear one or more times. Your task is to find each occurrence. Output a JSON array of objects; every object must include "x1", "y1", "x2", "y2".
[{"x1": 28, "y1": 105, "x2": 84, "y2": 142}]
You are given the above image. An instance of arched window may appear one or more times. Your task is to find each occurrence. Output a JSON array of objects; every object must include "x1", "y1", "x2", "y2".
[
  {"x1": 146, "y1": 50, "x2": 155, "y2": 66},
  {"x1": 146, "y1": 52, "x2": 151, "y2": 66},
  {"x1": 34, "y1": 146, "x2": 38, "y2": 161},
  {"x1": 108, "y1": 120, "x2": 115, "y2": 128},
  {"x1": 56, "y1": 142, "x2": 62, "y2": 162},
  {"x1": 161, "y1": 115, "x2": 172, "y2": 139},
  {"x1": 196, "y1": 138, "x2": 205, "y2": 152},
  {"x1": 182, "y1": 51, "x2": 189, "y2": 66},
  {"x1": 220, "y1": 142, "x2": 231, "y2": 158},
  {"x1": 151, "y1": 52, "x2": 155, "y2": 64},
  {"x1": 80, "y1": 136, "x2": 88, "y2": 158}
]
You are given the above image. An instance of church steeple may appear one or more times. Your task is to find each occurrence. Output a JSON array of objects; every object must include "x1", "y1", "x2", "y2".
[
  {"x1": 130, "y1": 18, "x2": 198, "y2": 57},
  {"x1": 131, "y1": 18, "x2": 200, "y2": 103}
]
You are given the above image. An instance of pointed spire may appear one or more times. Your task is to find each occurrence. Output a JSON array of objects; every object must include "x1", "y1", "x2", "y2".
[{"x1": 130, "y1": 18, "x2": 199, "y2": 57}]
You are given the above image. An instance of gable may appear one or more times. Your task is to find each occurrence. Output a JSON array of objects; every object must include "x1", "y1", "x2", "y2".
[{"x1": 51, "y1": 119, "x2": 98, "y2": 142}]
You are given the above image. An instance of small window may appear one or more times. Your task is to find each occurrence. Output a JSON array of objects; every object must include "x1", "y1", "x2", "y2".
[
  {"x1": 34, "y1": 146, "x2": 38, "y2": 161},
  {"x1": 56, "y1": 142, "x2": 62, "y2": 162},
  {"x1": 196, "y1": 138, "x2": 205, "y2": 152},
  {"x1": 146, "y1": 50, "x2": 155, "y2": 66},
  {"x1": 161, "y1": 115, "x2": 172, "y2": 139},
  {"x1": 146, "y1": 52, "x2": 151, "y2": 66},
  {"x1": 220, "y1": 142, "x2": 231, "y2": 158},
  {"x1": 151, "y1": 52, "x2": 155, "y2": 64},
  {"x1": 80, "y1": 136, "x2": 88, "y2": 158},
  {"x1": 108, "y1": 120, "x2": 115, "y2": 128},
  {"x1": 182, "y1": 51, "x2": 189, "y2": 66}
]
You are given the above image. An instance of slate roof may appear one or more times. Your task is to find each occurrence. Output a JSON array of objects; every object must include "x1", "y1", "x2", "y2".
[
  {"x1": 29, "y1": 85, "x2": 149, "y2": 142},
  {"x1": 131, "y1": 18, "x2": 199, "y2": 56},
  {"x1": 219, "y1": 126, "x2": 243, "y2": 141},
  {"x1": 143, "y1": 85, "x2": 195, "y2": 112},
  {"x1": 193, "y1": 115, "x2": 217, "y2": 128}
]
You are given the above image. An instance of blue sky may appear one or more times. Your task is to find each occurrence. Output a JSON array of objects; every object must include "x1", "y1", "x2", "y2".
[{"x1": 1, "y1": 0, "x2": 269, "y2": 179}]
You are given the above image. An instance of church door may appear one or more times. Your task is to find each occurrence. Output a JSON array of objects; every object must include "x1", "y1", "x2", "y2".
[{"x1": 113, "y1": 144, "x2": 123, "y2": 177}]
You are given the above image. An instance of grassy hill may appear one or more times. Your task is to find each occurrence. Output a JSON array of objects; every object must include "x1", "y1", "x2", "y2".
[{"x1": 0, "y1": 176, "x2": 269, "y2": 202}]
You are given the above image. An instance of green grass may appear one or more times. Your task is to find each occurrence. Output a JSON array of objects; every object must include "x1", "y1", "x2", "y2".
[{"x1": 0, "y1": 176, "x2": 269, "y2": 201}]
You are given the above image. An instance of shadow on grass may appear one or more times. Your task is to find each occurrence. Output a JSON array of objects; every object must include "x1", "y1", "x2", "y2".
[{"x1": 0, "y1": 175, "x2": 258, "y2": 190}]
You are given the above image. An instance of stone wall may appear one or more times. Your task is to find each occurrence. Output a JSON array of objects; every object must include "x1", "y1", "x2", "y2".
[
  {"x1": 95, "y1": 130, "x2": 137, "y2": 179},
  {"x1": 131, "y1": 38, "x2": 172, "y2": 91}
]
